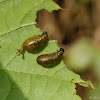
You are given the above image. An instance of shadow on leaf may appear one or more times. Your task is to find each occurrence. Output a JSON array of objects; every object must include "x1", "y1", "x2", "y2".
[{"x1": 0, "y1": 64, "x2": 28, "y2": 100}]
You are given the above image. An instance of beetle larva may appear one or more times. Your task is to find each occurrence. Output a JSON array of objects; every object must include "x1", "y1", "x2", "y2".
[
  {"x1": 37, "y1": 48, "x2": 64, "y2": 66},
  {"x1": 16, "y1": 31, "x2": 48, "y2": 56}
]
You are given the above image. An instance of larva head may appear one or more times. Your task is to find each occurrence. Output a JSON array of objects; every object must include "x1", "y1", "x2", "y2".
[
  {"x1": 42, "y1": 31, "x2": 48, "y2": 40},
  {"x1": 60, "y1": 48, "x2": 64, "y2": 52},
  {"x1": 43, "y1": 31, "x2": 48, "y2": 35}
]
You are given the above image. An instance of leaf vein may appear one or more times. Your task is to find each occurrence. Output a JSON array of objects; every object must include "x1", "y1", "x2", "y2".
[
  {"x1": 48, "y1": 80, "x2": 62, "y2": 100},
  {"x1": 0, "y1": 22, "x2": 36, "y2": 36},
  {"x1": 12, "y1": 0, "x2": 20, "y2": 23},
  {"x1": 0, "y1": 68, "x2": 69, "y2": 82},
  {"x1": 20, "y1": 0, "x2": 46, "y2": 24},
  {"x1": 52, "y1": 65, "x2": 65, "y2": 76},
  {"x1": 1, "y1": 11, "x2": 8, "y2": 31}
]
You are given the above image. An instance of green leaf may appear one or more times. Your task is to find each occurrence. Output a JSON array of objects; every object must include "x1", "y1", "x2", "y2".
[
  {"x1": 0, "y1": 0, "x2": 92, "y2": 100},
  {"x1": 0, "y1": 0, "x2": 5, "y2": 3}
]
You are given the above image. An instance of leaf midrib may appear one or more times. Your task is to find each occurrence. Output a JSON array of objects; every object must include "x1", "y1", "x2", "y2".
[{"x1": 0, "y1": 65, "x2": 65, "y2": 80}]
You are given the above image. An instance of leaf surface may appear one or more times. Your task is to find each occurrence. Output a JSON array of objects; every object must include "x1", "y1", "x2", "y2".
[{"x1": 0, "y1": 0, "x2": 91, "y2": 100}]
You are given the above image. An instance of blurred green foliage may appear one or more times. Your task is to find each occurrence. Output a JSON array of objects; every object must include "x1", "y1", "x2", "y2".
[{"x1": 64, "y1": 38, "x2": 100, "y2": 74}]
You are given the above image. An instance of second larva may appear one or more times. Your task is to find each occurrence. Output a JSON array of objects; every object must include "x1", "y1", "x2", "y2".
[{"x1": 37, "y1": 48, "x2": 64, "y2": 66}]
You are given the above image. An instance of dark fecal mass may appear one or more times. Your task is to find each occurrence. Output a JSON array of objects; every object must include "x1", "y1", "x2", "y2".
[
  {"x1": 16, "y1": 31, "x2": 48, "y2": 56},
  {"x1": 37, "y1": 48, "x2": 64, "y2": 66}
]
